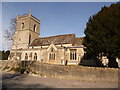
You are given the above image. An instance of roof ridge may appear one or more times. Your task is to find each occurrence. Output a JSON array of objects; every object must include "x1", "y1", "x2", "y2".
[
  {"x1": 76, "y1": 37, "x2": 84, "y2": 38},
  {"x1": 30, "y1": 34, "x2": 84, "y2": 46},
  {"x1": 38, "y1": 33, "x2": 76, "y2": 39}
]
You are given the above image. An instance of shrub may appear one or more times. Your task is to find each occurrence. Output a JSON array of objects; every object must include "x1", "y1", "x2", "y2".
[{"x1": 13, "y1": 68, "x2": 26, "y2": 74}]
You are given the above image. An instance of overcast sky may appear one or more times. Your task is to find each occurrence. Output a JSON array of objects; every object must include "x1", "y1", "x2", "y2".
[{"x1": 1, "y1": 2, "x2": 116, "y2": 50}]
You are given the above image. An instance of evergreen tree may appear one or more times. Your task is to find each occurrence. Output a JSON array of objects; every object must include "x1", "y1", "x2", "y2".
[
  {"x1": 0, "y1": 50, "x2": 10, "y2": 60},
  {"x1": 0, "y1": 50, "x2": 2, "y2": 60},
  {"x1": 84, "y1": 3, "x2": 120, "y2": 68},
  {"x1": 5, "y1": 51, "x2": 10, "y2": 60},
  {"x1": 2, "y1": 50, "x2": 5, "y2": 60}
]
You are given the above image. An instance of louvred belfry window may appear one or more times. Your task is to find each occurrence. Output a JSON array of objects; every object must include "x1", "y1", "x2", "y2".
[
  {"x1": 21, "y1": 23, "x2": 24, "y2": 29},
  {"x1": 33, "y1": 25, "x2": 37, "y2": 32}
]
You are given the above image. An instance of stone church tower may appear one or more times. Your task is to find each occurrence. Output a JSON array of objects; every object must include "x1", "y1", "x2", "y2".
[{"x1": 11, "y1": 13, "x2": 40, "y2": 50}]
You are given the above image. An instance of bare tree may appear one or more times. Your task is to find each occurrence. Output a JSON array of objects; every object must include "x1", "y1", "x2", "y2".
[
  {"x1": 4, "y1": 18, "x2": 16, "y2": 49},
  {"x1": 4, "y1": 18, "x2": 16, "y2": 40}
]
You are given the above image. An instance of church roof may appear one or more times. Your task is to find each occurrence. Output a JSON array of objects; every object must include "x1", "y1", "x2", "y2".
[
  {"x1": 30, "y1": 34, "x2": 84, "y2": 46},
  {"x1": 75, "y1": 37, "x2": 84, "y2": 46}
]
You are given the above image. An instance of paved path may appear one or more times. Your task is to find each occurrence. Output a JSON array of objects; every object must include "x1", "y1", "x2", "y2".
[{"x1": 2, "y1": 71, "x2": 118, "y2": 88}]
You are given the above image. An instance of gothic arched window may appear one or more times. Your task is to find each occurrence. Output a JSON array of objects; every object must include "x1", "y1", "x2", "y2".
[
  {"x1": 25, "y1": 53, "x2": 28, "y2": 60},
  {"x1": 34, "y1": 53, "x2": 37, "y2": 60},
  {"x1": 49, "y1": 48, "x2": 55, "y2": 60}
]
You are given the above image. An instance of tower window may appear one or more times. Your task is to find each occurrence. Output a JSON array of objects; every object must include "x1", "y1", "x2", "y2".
[
  {"x1": 33, "y1": 25, "x2": 37, "y2": 32},
  {"x1": 29, "y1": 34, "x2": 31, "y2": 44},
  {"x1": 21, "y1": 23, "x2": 24, "y2": 29}
]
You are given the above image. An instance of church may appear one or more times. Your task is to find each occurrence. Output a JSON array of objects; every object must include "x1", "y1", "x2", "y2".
[{"x1": 8, "y1": 12, "x2": 85, "y2": 65}]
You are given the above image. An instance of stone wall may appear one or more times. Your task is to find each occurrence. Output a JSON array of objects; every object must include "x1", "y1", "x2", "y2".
[
  {"x1": 28, "y1": 62, "x2": 118, "y2": 82},
  {"x1": 2, "y1": 61, "x2": 119, "y2": 82}
]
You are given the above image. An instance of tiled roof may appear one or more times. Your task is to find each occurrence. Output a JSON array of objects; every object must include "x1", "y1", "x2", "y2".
[
  {"x1": 75, "y1": 37, "x2": 84, "y2": 46},
  {"x1": 30, "y1": 34, "x2": 84, "y2": 46}
]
